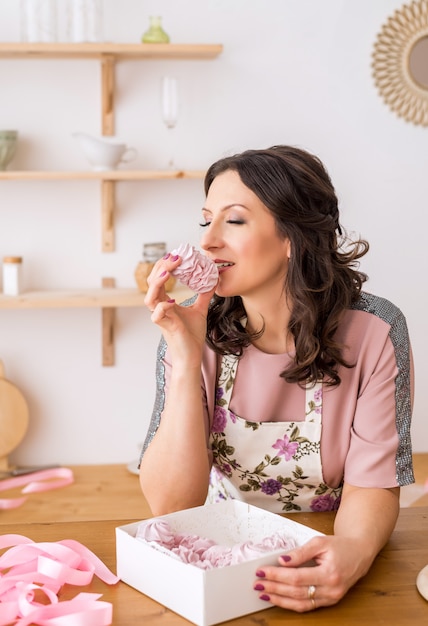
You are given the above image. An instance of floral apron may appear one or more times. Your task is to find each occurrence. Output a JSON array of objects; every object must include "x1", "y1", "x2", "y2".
[{"x1": 208, "y1": 353, "x2": 342, "y2": 513}]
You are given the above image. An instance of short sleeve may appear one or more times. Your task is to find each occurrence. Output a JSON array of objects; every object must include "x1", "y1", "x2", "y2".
[
  {"x1": 139, "y1": 337, "x2": 218, "y2": 464},
  {"x1": 343, "y1": 299, "x2": 414, "y2": 488}
]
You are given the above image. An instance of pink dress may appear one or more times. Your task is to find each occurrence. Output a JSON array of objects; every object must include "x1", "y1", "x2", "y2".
[{"x1": 141, "y1": 292, "x2": 414, "y2": 511}]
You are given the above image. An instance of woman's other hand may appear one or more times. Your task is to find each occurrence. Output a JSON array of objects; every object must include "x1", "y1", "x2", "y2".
[
  {"x1": 253, "y1": 485, "x2": 399, "y2": 612},
  {"x1": 253, "y1": 533, "x2": 367, "y2": 612}
]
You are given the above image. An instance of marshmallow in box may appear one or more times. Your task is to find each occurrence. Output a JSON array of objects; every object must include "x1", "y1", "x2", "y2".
[{"x1": 116, "y1": 500, "x2": 323, "y2": 626}]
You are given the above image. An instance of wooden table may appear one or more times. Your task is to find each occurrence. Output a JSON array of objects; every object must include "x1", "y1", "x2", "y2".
[
  {"x1": 1, "y1": 458, "x2": 427, "y2": 526},
  {"x1": 0, "y1": 464, "x2": 152, "y2": 523},
  {"x1": 1, "y1": 507, "x2": 427, "y2": 625}
]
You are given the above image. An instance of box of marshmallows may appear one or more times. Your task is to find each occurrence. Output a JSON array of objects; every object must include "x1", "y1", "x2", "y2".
[{"x1": 116, "y1": 500, "x2": 322, "y2": 626}]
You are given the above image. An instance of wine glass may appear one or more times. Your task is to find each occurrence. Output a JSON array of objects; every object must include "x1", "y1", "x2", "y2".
[{"x1": 160, "y1": 76, "x2": 179, "y2": 169}]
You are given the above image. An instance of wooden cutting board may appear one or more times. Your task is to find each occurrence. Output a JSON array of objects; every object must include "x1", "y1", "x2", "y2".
[
  {"x1": 417, "y1": 564, "x2": 428, "y2": 601},
  {"x1": 0, "y1": 360, "x2": 29, "y2": 470}
]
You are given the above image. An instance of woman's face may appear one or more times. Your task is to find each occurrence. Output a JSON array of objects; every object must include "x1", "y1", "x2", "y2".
[{"x1": 200, "y1": 170, "x2": 291, "y2": 300}]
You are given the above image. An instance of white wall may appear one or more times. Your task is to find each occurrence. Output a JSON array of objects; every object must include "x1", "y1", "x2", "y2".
[{"x1": 0, "y1": 0, "x2": 426, "y2": 467}]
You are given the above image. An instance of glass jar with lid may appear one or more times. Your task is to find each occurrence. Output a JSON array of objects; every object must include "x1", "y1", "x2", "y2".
[
  {"x1": 2, "y1": 257, "x2": 23, "y2": 296},
  {"x1": 134, "y1": 243, "x2": 176, "y2": 294}
]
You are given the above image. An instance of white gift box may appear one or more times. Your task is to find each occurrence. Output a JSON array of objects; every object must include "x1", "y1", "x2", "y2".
[{"x1": 116, "y1": 501, "x2": 323, "y2": 626}]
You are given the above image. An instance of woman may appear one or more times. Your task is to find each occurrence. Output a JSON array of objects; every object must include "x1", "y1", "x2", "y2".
[{"x1": 139, "y1": 145, "x2": 414, "y2": 612}]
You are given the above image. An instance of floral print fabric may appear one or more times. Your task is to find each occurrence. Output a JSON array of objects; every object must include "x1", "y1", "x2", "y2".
[{"x1": 208, "y1": 354, "x2": 342, "y2": 513}]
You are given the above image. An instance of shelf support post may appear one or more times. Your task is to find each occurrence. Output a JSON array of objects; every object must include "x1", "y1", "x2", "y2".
[
  {"x1": 102, "y1": 277, "x2": 115, "y2": 366},
  {"x1": 101, "y1": 54, "x2": 115, "y2": 135},
  {"x1": 101, "y1": 179, "x2": 115, "y2": 252}
]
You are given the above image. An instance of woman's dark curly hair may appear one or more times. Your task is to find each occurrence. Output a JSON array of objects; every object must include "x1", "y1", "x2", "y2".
[{"x1": 204, "y1": 145, "x2": 369, "y2": 387}]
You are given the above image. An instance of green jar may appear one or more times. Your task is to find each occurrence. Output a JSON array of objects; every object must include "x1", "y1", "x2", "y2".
[
  {"x1": 0, "y1": 130, "x2": 18, "y2": 171},
  {"x1": 142, "y1": 16, "x2": 170, "y2": 44}
]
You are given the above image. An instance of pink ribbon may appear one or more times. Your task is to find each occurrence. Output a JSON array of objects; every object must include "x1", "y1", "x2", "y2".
[
  {"x1": 0, "y1": 534, "x2": 119, "y2": 625},
  {"x1": 0, "y1": 468, "x2": 74, "y2": 510}
]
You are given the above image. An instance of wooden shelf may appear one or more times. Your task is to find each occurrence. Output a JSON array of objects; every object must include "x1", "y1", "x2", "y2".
[
  {"x1": 0, "y1": 169, "x2": 205, "y2": 181},
  {"x1": 0, "y1": 42, "x2": 223, "y2": 60},
  {"x1": 0, "y1": 41, "x2": 218, "y2": 364},
  {"x1": 0, "y1": 285, "x2": 193, "y2": 309}
]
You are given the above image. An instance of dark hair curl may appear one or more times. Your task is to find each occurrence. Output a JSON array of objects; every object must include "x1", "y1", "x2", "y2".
[{"x1": 204, "y1": 145, "x2": 369, "y2": 387}]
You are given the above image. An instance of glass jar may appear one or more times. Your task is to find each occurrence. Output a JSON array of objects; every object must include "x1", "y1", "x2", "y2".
[
  {"x1": 142, "y1": 16, "x2": 170, "y2": 44},
  {"x1": 135, "y1": 242, "x2": 176, "y2": 294},
  {"x1": 0, "y1": 131, "x2": 18, "y2": 171},
  {"x1": 20, "y1": 0, "x2": 57, "y2": 42},
  {"x1": 2, "y1": 257, "x2": 23, "y2": 296}
]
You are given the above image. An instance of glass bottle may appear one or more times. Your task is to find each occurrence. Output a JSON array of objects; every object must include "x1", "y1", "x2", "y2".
[
  {"x1": 135, "y1": 243, "x2": 176, "y2": 294},
  {"x1": 142, "y1": 16, "x2": 170, "y2": 44}
]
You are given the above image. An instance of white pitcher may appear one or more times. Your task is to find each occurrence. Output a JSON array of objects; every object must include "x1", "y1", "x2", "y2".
[{"x1": 73, "y1": 132, "x2": 138, "y2": 171}]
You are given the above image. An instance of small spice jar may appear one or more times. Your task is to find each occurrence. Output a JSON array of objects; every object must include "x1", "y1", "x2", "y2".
[
  {"x1": 135, "y1": 243, "x2": 176, "y2": 294},
  {"x1": 2, "y1": 256, "x2": 23, "y2": 296}
]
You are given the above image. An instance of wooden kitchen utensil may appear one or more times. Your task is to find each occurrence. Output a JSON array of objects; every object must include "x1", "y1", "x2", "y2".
[
  {"x1": 417, "y1": 564, "x2": 428, "y2": 601},
  {"x1": 0, "y1": 360, "x2": 29, "y2": 470}
]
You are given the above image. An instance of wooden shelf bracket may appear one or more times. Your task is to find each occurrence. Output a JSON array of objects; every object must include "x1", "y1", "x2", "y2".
[
  {"x1": 102, "y1": 277, "x2": 115, "y2": 366},
  {"x1": 101, "y1": 179, "x2": 115, "y2": 252},
  {"x1": 101, "y1": 54, "x2": 115, "y2": 135}
]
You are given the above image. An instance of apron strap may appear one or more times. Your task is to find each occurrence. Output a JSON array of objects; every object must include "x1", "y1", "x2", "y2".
[{"x1": 305, "y1": 381, "x2": 323, "y2": 423}]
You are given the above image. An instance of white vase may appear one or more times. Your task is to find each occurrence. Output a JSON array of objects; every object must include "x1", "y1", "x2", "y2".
[
  {"x1": 20, "y1": 0, "x2": 57, "y2": 42},
  {"x1": 66, "y1": 0, "x2": 103, "y2": 42}
]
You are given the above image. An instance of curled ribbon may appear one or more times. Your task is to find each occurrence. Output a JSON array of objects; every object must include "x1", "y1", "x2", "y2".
[
  {"x1": 0, "y1": 534, "x2": 120, "y2": 625},
  {"x1": 0, "y1": 468, "x2": 74, "y2": 510}
]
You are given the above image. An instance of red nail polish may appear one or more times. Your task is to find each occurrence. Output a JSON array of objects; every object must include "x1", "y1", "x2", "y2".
[
  {"x1": 171, "y1": 254, "x2": 179, "y2": 261},
  {"x1": 254, "y1": 583, "x2": 264, "y2": 591},
  {"x1": 260, "y1": 594, "x2": 270, "y2": 602},
  {"x1": 163, "y1": 253, "x2": 170, "y2": 260},
  {"x1": 255, "y1": 570, "x2": 266, "y2": 578},
  {"x1": 160, "y1": 271, "x2": 167, "y2": 277},
  {"x1": 167, "y1": 299, "x2": 175, "y2": 304},
  {"x1": 281, "y1": 555, "x2": 291, "y2": 562}
]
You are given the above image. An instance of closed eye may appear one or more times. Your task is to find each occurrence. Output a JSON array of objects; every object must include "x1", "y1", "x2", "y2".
[{"x1": 199, "y1": 219, "x2": 245, "y2": 227}]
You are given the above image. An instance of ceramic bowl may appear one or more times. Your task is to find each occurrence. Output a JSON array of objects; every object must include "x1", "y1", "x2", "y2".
[{"x1": 0, "y1": 131, "x2": 18, "y2": 171}]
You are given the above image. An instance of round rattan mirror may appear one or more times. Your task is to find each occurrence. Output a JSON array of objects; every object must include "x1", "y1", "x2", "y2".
[{"x1": 372, "y1": 0, "x2": 428, "y2": 126}]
